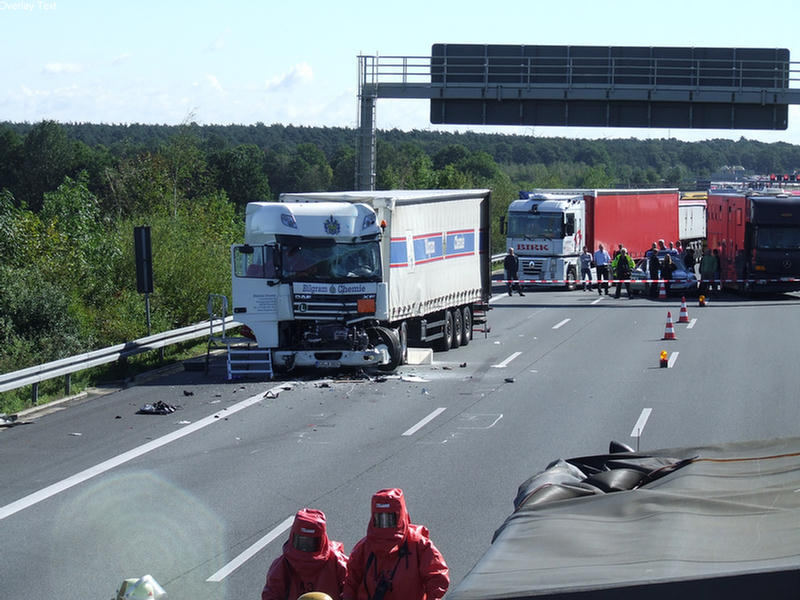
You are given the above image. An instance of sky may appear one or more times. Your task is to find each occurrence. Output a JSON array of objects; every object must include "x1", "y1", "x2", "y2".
[{"x1": 3, "y1": 0, "x2": 800, "y2": 145}]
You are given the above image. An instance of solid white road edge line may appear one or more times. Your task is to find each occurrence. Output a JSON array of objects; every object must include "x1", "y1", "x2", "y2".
[
  {"x1": 0, "y1": 384, "x2": 288, "y2": 522},
  {"x1": 402, "y1": 407, "x2": 447, "y2": 437},
  {"x1": 668, "y1": 351, "x2": 679, "y2": 368},
  {"x1": 207, "y1": 514, "x2": 294, "y2": 582},
  {"x1": 630, "y1": 408, "x2": 653, "y2": 438},
  {"x1": 491, "y1": 351, "x2": 521, "y2": 368},
  {"x1": 552, "y1": 318, "x2": 570, "y2": 329}
]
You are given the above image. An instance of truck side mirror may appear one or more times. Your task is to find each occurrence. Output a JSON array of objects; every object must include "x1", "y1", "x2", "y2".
[
  {"x1": 499, "y1": 216, "x2": 506, "y2": 235},
  {"x1": 565, "y1": 215, "x2": 575, "y2": 236}
]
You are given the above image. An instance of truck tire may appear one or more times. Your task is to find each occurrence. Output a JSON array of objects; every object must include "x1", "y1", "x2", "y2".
[
  {"x1": 461, "y1": 306, "x2": 472, "y2": 346},
  {"x1": 370, "y1": 326, "x2": 402, "y2": 371},
  {"x1": 434, "y1": 309, "x2": 454, "y2": 352},
  {"x1": 398, "y1": 321, "x2": 409, "y2": 365},
  {"x1": 452, "y1": 308, "x2": 463, "y2": 349},
  {"x1": 565, "y1": 267, "x2": 577, "y2": 291}
]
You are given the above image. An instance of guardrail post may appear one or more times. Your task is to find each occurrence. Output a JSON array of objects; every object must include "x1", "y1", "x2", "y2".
[
  {"x1": 65, "y1": 373, "x2": 71, "y2": 397},
  {"x1": 32, "y1": 382, "x2": 39, "y2": 406}
]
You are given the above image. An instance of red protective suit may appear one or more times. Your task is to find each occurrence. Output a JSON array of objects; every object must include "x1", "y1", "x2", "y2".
[
  {"x1": 262, "y1": 508, "x2": 348, "y2": 600},
  {"x1": 343, "y1": 488, "x2": 449, "y2": 600}
]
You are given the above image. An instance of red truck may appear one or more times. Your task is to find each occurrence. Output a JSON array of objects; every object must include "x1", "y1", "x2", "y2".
[
  {"x1": 505, "y1": 189, "x2": 680, "y2": 287},
  {"x1": 707, "y1": 190, "x2": 800, "y2": 293}
]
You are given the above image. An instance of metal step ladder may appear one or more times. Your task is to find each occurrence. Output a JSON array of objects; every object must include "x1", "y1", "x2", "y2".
[
  {"x1": 226, "y1": 347, "x2": 273, "y2": 380},
  {"x1": 206, "y1": 294, "x2": 273, "y2": 381}
]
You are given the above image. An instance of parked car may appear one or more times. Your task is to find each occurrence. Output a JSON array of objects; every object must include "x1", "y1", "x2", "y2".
[{"x1": 631, "y1": 253, "x2": 698, "y2": 295}]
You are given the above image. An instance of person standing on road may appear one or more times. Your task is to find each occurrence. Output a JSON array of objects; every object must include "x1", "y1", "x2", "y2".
[
  {"x1": 504, "y1": 248, "x2": 524, "y2": 296},
  {"x1": 646, "y1": 242, "x2": 661, "y2": 297},
  {"x1": 261, "y1": 508, "x2": 348, "y2": 600},
  {"x1": 593, "y1": 243, "x2": 611, "y2": 295},
  {"x1": 343, "y1": 488, "x2": 449, "y2": 600},
  {"x1": 612, "y1": 247, "x2": 635, "y2": 299},
  {"x1": 699, "y1": 248, "x2": 719, "y2": 296},
  {"x1": 579, "y1": 246, "x2": 593, "y2": 291}
]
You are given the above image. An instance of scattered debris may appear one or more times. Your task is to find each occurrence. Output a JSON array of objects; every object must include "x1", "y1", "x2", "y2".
[
  {"x1": 0, "y1": 414, "x2": 29, "y2": 428},
  {"x1": 263, "y1": 390, "x2": 279, "y2": 399},
  {"x1": 115, "y1": 415, "x2": 122, "y2": 419},
  {"x1": 69, "y1": 432, "x2": 83, "y2": 436},
  {"x1": 504, "y1": 377, "x2": 515, "y2": 383},
  {"x1": 460, "y1": 362, "x2": 467, "y2": 368},
  {"x1": 401, "y1": 375, "x2": 429, "y2": 383},
  {"x1": 317, "y1": 382, "x2": 331, "y2": 388},
  {"x1": 183, "y1": 390, "x2": 194, "y2": 396},
  {"x1": 177, "y1": 420, "x2": 191, "y2": 424},
  {"x1": 421, "y1": 388, "x2": 429, "y2": 395},
  {"x1": 374, "y1": 376, "x2": 387, "y2": 383},
  {"x1": 442, "y1": 366, "x2": 452, "y2": 370},
  {"x1": 137, "y1": 400, "x2": 179, "y2": 415}
]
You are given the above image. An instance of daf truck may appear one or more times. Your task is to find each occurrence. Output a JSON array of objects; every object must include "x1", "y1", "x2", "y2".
[{"x1": 230, "y1": 190, "x2": 491, "y2": 372}]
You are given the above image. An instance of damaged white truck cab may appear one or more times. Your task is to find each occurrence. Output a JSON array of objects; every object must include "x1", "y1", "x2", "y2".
[{"x1": 231, "y1": 190, "x2": 492, "y2": 372}]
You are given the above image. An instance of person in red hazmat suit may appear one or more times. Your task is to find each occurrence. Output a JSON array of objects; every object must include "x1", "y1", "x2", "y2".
[
  {"x1": 261, "y1": 508, "x2": 348, "y2": 600},
  {"x1": 343, "y1": 488, "x2": 449, "y2": 600}
]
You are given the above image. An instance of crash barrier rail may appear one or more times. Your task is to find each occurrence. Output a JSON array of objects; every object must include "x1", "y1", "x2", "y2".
[{"x1": 0, "y1": 317, "x2": 241, "y2": 405}]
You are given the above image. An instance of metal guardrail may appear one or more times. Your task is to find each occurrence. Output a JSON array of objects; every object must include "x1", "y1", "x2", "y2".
[{"x1": 0, "y1": 317, "x2": 240, "y2": 402}]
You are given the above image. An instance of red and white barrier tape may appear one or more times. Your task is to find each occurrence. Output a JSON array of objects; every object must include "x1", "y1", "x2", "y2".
[{"x1": 499, "y1": 278, "x2": 800, "y2": 284}]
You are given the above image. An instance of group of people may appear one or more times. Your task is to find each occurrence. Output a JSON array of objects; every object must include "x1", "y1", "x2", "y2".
[{"x1": 261, "y1": 488, "x2": 449, "y2": 600}]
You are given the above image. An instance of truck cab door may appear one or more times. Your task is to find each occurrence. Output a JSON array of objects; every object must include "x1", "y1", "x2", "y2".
[{"x1": 231, "y1": 244, "x2": 281, "y2": 347}]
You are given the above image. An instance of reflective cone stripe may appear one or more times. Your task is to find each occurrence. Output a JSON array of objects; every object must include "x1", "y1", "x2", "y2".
[
  {"x1": 658, "y1": 280, "x2": 667, "y2": 299},
  {"x1": 663, "y1": 311, "x2": 677, "y2": 340},
  {"x1": 678, "y1": 296, "x2": 690, "y2": 323}
]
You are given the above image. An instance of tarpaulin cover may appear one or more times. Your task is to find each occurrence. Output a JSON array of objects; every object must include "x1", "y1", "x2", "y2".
[{"x1": 450, "y1": 437, "x2": 800, "y2": 599}]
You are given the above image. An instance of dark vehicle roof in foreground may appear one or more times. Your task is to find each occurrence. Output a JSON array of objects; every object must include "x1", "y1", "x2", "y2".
[{"x1": 450, "y1": 437, "x2": 800, "y2": 600}]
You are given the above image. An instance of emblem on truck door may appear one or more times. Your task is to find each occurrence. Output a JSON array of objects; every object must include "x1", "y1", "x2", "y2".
[{"x1": 324, "y1": 215, "x2": 340, "y2": 235}]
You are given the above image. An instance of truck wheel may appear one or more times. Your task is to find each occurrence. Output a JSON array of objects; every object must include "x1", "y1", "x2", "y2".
[
  {"x1": 461, "y1": 306, "x2": 472, "y2": 346},
  {"x1": 565, "y1": 267, "x2": 577, "y2": 291},
  {"x1": 452, "y1": 308, "x2": 463, "y2": 348},
  {"x1": 398, "y1": 321, "x2": 409, "y2": 365},
  {"x1": 434, "y1": 309, "x2": 454, "y2": 352},
  {"x1": 370, "y1": 326, "x2": 402, "y2": 371}
]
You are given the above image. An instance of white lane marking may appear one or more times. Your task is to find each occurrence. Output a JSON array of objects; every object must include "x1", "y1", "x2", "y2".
[
  {"x1": 668, "y1": 351, "x2": 679, "y2": 368},
  {"x1": 489, "y1": 292, "x2": 509, "y2": 304},
  {"x1": 552, "y1": 318, "x2": 570, "y2": 329},
  {"x1": 0, "y1": 385, "x2": 287, "y2": 522},
  {"x1": 491, "y1": 351, "x2": 522, "y2": 368},
  {"x1": 402, "y1": 407, "x2": 447, "y2": 436},
  {"x1": 630, "y1": 408, "x2": 653, "y2": 438},
  {"x1": 591, "y1": 296, "x2": 604, "y2": 305},
  {"x1": 687, "y1": 318, "x2": 697, "y2": 329},
  {"x1": 207, "y1": 514, "x2": 294, "y2": 582}
]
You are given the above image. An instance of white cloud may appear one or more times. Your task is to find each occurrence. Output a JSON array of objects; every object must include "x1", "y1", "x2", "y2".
[
  {"x1": 206, "y1": 74, "x2": 224, "y2": 93},
  {"x1": 43, "y1": 62, "x2": 83, "y2": 74},
  {"x1": 265, "y1": 62, "x2": 313, "y2": 92},
  {"x1": 112, "y1": 53, "x2": 133, "y2": 66}
]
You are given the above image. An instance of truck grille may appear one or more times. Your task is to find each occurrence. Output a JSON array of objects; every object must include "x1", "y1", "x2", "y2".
[
  {"x1": 521, "y1": 259, "x2": 544, "y2": 276},
  {"x1": 293, "y1": 294, "x2": 375, "y2": 321}
]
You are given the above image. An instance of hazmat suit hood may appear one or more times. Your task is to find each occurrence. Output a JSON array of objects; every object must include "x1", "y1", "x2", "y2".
[
  {"x1": 283, "y1": 508, "x2": 332, "y2": 571},
  {"x1": 366, "y1": 488, "x2": 410, "y2": 555}
]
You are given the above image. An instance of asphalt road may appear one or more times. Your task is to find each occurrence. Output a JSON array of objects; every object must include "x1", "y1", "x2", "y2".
[{"x1": 2, "y1": 285, "x2": 799, "y2": 599}]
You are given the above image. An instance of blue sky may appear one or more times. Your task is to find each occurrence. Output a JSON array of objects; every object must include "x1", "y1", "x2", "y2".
[{"x1": 3, "y1": 0, "x2": 800, "y2": 144}]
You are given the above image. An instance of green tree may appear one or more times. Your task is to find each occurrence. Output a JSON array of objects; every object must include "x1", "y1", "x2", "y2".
[
  {"x1": 216, "y1": 144, "x2": 270, "y2": 206},
  {"x1": 18, "y1": 120, "x2": 76, "y2": 211},
  {"x1": 287, "y1": 143, "x2": 333, "y2": 192}
]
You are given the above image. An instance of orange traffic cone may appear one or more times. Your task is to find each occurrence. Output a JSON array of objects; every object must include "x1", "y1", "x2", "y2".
[
  {"x1": 678, "y1": 296, "x2": 690, "y2": 323},
  {"x1": 658, "y1": 280, "x2": 667, "y2": 299},
  {"x1": 663, "y1": 311, "x2": 677, "y2": 340}
]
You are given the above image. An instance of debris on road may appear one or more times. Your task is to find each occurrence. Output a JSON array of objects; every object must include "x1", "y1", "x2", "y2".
[{"x1": 136, "y1": 400, "x2": 179, "y2": 415}]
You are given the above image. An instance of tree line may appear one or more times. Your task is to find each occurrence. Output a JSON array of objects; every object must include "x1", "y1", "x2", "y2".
[{"x1": 2, "y1": 119, "x2": 799, "y2": 411}]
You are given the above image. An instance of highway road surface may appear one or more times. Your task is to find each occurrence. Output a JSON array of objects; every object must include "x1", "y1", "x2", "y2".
[{"x1": 2, "y1": 285, "x2": 799, "y2": 599}]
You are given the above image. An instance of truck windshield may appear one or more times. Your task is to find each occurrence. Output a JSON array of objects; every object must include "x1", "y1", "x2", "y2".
[
  {"x1": 754, "y1": 226, "x2": 800, "y2": 250},
  {"x1": 507, "y1": 213, "x2": 563, "y2": 240},
  {"x1": 233, "y1": 245, "x2": 277, "y2": 278},
  {"x1": 281, "y1": 241, "x2": 382, "y2": 281}
]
